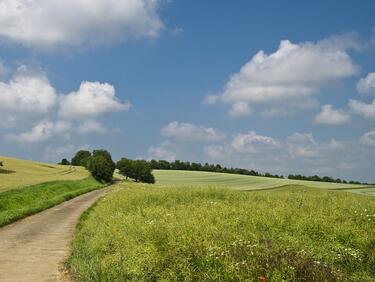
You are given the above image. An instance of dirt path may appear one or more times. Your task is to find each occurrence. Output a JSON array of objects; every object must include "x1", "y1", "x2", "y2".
[{"x1": 0, "y1": 188, "x2": 107, "y2": 282}]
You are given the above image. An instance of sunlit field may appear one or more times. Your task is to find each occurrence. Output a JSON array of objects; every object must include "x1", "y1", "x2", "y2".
[
  {"x1": 153, "y1": 170, "x2": 373, "y2": 194},
  {"x1": 0, "y1": 156, "x2": 89, "y2": 192},
  {"x1": 68, "y1": 182, "x2": 375, "y2": 281}
]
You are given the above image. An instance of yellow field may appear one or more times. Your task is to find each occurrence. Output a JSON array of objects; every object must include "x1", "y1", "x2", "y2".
[{"x1": 0, "y1": 156, "x2": 89, "y2": 192}]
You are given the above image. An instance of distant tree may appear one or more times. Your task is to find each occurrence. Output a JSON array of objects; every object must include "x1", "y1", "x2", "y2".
[
  {"x1": 0, "y1": 161, "x2": 3, "y2": 167},
  {"x1": 117, "y1": 158, "x2": 155, "y2": 184},
  {"x1": 59, "y1": 158, "x2": 70, "y2": 165},
  {"x1": 87, "y1": 155, "x2": 114, "y2": 183},
  {"x1": 116, "y1": 158, "x2": 134, "y2": 180},
  {"x1": 71, "y1": 150, "x2": 91, "y2": 167}
]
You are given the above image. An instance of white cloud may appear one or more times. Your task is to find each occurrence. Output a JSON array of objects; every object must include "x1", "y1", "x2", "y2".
[
  {"x1": 0, "y1": 0, "x2": 164, "y2": 49},
  {"x1": 161, "y1": 121, "x2": 225, "y2": 142},
  {"x1": 261, "y1": 108, "x2": 291, "y2": 118},
  {"x1": 229, "y1": 102, "x2": 251, "y2": 117},
  {"x1": 231, "y1": 131, "x2": 280, "y2": 154},
  {"x1": 314, "y1": 104, "x2": 351, "y2": 125},
  {"x1": 59, "y1": 81, "x2": 130, "y2": 120},
  {"x1": 0, "y1": 66, "x2": 57, "y2": 114},
  {"x1": 360, "y1": 130, "x2": 375, "y2": 146},
  {"x1": 349, "y1": 99, "x2": 375, "y2": 119},
  {"x1": 204, "y1": 145, "x2": 226, "y2": 160},
  {"x1": 357, "y1": 72, "x2": 375, "y2": 95},
  {"x1": 6, "y1": 120, "x2": 72, "y2": 144},
  {"x1": 147, "y1": 141, "x2": 177, "y2": 161},
  {"x1": 203, "y1": 94, "x2": 220, "y2": 105},
  {"x1": 216, "y1": 35, "x2": 358, "y2": 117},
  {"x1": 43, "y1": 144, "x2": 75, "y2": 162},
  {"x1": 202, "y1": 130, "x2": 374, "y2": 180},
  {"x1": 77, "y1": 120, "x2": 108, "y2": 134}
]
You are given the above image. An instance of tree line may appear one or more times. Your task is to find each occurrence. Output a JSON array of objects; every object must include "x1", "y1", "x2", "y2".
[
  {"x1": 287, "y1": 174, "x2": 368, "y2": 185},
  {"x1": 60, "y1": 153, "x2": 370, "y2": 185},
  {"x1": 60, "y1": 150, "x2": 155, "y2": 184},
  {"x1": 149, "y1": 159, "x2": 284, "y2": 178}
]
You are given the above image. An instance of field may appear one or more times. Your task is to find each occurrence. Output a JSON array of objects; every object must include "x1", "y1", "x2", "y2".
[
  {"x1": 67, "y1": 182, "x2": 375, "y2": 281},
  {"x1": 154, "y1": 170, "x2": 375, "y2": 195},
  {"x1": 0, "y1": 178, "x2": 103, "y2": 227},
  {"x1": 0, "y1": 156, "x2": 89, "y2": 192}
]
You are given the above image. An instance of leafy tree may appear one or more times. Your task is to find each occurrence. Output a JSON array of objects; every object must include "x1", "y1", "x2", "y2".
[
  {"x1": 59, "y1": 158, "x2": 70, "y2": 165},
  {"x1": 117, "y1": 158, "x2": 155, "y2": 184},
  {"x1": 71, "y1": 150, "x2": 91, "y2": 167},
  {"x1": 92, "y1": 149, "x2": 116, "y2": 171},
  {"x1": 117, "y1": 158, "x2": 134, "y2": 180},
  {"x1": 0, "y1": 161, "x2": 3, "y2": 167},
  {"x1": 87, "y1": 155, "x2": 114, "y2": 183}
]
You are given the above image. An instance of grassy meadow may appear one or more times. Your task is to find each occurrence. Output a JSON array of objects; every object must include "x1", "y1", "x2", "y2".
[
  {"x1": 154, "y1": 170, "x2": 375, "y2": 195},
  {"x1": 0, "y1": 178, "x2": 103, "y2": 227},
  {"x1": 0, "y1": 156, "x2": 89, "y2": 192},
  {"x1": 68, "y1": 182, "x2": 375, "y2": 281}
]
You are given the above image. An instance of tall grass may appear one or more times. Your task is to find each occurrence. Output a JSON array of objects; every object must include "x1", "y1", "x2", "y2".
[
  {"x1": 68, "y1": 183, "x2": 375, "y2": 281},
  {"x1": 0, "y1": 178, "x2": 103, "y2": 227}
]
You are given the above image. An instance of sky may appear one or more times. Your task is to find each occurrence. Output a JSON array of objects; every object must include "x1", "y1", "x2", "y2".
[{"x1": 0, "y1": 0, "x2": 374, "y2": 182}]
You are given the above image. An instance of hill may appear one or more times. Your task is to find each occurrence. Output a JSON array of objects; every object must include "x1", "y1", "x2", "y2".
[
  {"x1": 0, "y1": 156, "x2": 89, "y2": 193},
  {"x1": 154, "y1": 170, "x2": 374, "y2": 195}
]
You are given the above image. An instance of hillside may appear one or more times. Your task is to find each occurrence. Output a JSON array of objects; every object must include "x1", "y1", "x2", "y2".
[
  {"x1": 0, "y1": 156, "x2": 89, "y2": 192},
  {"x1": 154, "y1": 170, "x2": 374, "y2": 195}
]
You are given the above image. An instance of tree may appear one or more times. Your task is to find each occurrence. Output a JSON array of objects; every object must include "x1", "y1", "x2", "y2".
[
  {"x1": 59, "y1": 158, "x2": 70, "y2": 165},
  {"x1": 0, "y1": 161, "x2": 3, "y2": 167},
  {"x1": 117, "y1": 158, "x2": 155, "y2": 184},
  {"x1": 116, "y1": 158, "x2": 134, "y2": 179},
  {"x1": 92, "y1": 149, "x2": 116, "y2": 171},
  {"x1": 71, "y1": 150, "x2": 91, "y2": 167},
  {"x1": 87, "y1": 155, "x2": 114, "y2": 183}
]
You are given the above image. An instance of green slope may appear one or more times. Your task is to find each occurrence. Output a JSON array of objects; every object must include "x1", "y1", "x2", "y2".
[
  {"x1": 0, "y1": 156, "x2": 89, "y2": 192},
  {"x1": 154, "y1": 170, "x2": 374, "y2": 194}
]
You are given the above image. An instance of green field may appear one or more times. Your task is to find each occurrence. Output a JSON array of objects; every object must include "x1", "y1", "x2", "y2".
[
  {"x1": 0, "y1": 178, "x2": 103, "y2": 227},
  {"x1": 154, "y1": 170, "x2": 374, "y2": 195},
  {"x1": 68, "y1": 182, "x2": 375, "y2": 281},
  {"x1": 0, "y1": 156, "x2": 89, "y2": 192}
]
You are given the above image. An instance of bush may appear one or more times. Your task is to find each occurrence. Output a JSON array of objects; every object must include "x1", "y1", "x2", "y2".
[
  {"x1": 71, "y1": 150, "x2": 91, "y2": 167},
  {"x1": 59, "y1": 158, "x2": 70, "y2": 165}
]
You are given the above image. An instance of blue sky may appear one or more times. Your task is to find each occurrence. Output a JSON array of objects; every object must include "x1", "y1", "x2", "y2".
[{"x1": 0, "y1": 0, "x2": 374, "y2": 182}]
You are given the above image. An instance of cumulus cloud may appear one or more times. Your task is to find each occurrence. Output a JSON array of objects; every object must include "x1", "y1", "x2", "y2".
[
  {"x1": 357, "y1": 72, "x2": 375, "y2": 95},
  {"x1": 360, "y1": 130, "x2": 375, "y2": 146},
  {"x1": 215, "y1": 34, "x2": 359, "y2": 117},
  {"x1": 202, "y1": 130, "x2": 374, "y2": 180},
  {"x1": 229, "y1": 102, "x2": 251, "y2": 117},
  {"x1": 161, "y1": 121, "x2": 225, "y2": 142},
  {"x1": 147, "y1": 141, "x2": 177, "y2": 161},
  {"x1": 59, "y1": 81, "x2": 130, "y2": 120},
  {"x1": 76, "y1": 120, "x2": 108, "y2": 134},
  {"x1": 6, "y1": 120, "x2": 72, "y2": 143},
  {"x1": 0, "y1": 0, "x2": 164, "y2": 49},
  {"x1": 314, "y1": 104, "x2": 351, "y2": 125},
  {"x1": 0, "y1": 66, "x2": 57, "y2": 115},
  {"x1": 231, "y1": 131, "x2": 280, "y2": 154},
  {"x1": 349, "y1": 99, "x2": 375, "y2": 119}
]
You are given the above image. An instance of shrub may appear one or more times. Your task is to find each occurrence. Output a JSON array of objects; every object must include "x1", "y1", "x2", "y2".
[{"x1": 59, "y1": 158, "x2": 70, "y2": 165}]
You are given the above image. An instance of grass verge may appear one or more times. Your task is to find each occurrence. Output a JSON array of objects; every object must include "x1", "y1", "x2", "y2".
[
  {"x1": 67, "y1": 183, "x2": 375, "y2": 281},
  {"x1": 0, "y1": 178, "x2": 104, "y2": 227}
]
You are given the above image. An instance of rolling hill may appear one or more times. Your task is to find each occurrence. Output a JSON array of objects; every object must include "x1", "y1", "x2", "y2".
[
  {"x1": 0, "y1": 156, "x2": 89, "y2": 192},
  {"x1": 154, "y1": 170, "x2": 375, "y2": 195}
]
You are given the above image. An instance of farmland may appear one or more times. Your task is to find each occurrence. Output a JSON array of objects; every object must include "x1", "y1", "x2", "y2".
[
  {"x1": 0, "y1": 156, "x2": 89, "y2": 193},
  {"x1": 154, "y1": 170, "x2": 374, "y2": 195},
  {"x1": 67, "y1": 182, "x2": 375, "y2": 281}
]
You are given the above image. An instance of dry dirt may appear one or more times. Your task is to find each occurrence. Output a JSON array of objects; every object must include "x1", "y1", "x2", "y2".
[{"x1": 0, "y1": 188, "x2": 107, "y2": 282}]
